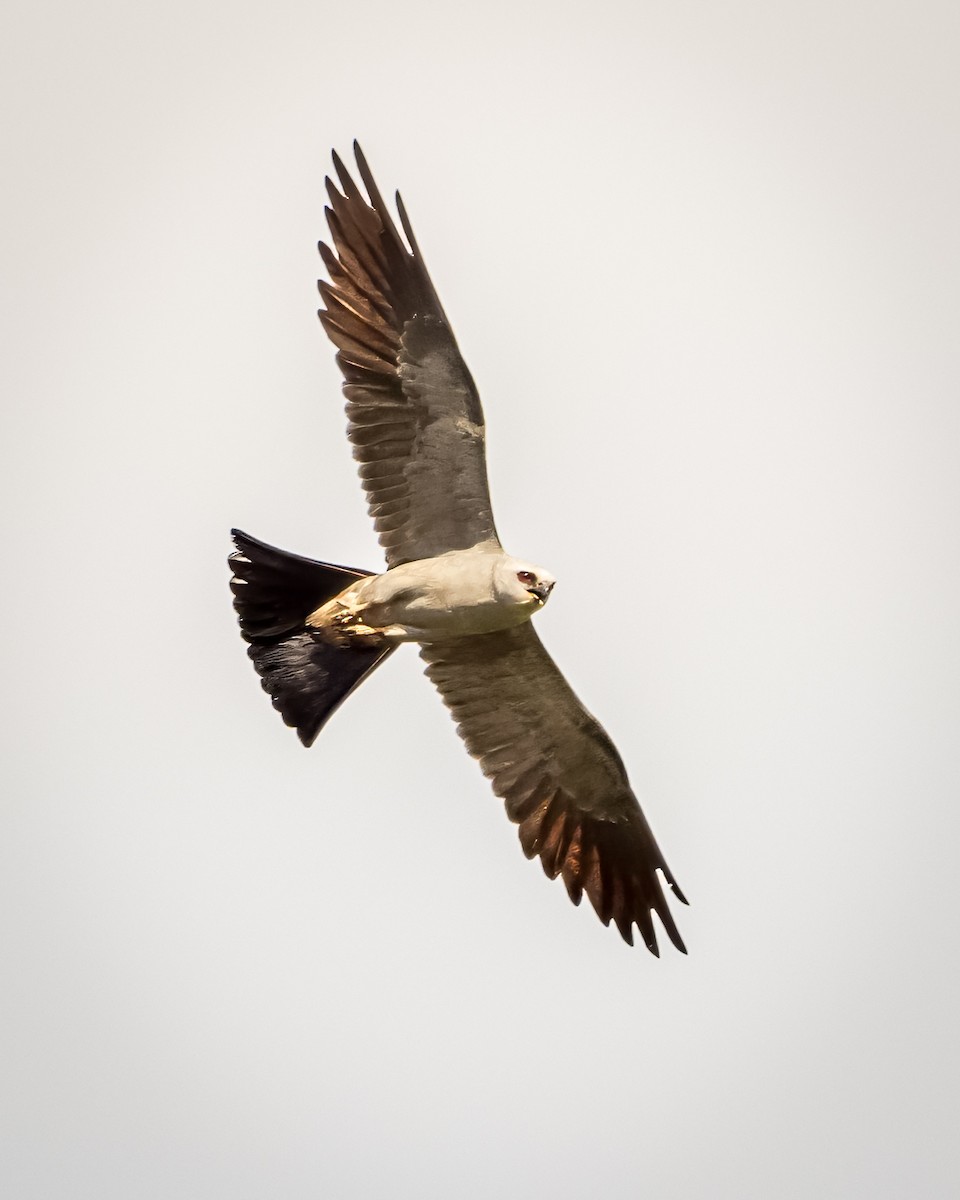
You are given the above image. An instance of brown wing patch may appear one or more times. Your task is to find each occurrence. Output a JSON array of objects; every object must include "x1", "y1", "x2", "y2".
[{"x1": 505, "y1": 779, "x2": 687, "y2": 954}]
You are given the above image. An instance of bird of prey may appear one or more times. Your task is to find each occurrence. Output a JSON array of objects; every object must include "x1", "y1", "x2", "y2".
[{"x1": 229, "y1": 143, "x2": 688, "y2": 954}]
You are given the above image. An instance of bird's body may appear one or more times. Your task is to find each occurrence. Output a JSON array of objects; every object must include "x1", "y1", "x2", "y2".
[
  {"x1": 305, "y1": 547, "x2": 555, "y2": 646},
  {"x1": 229, "y1": 143, "x2": 689, "y2": 953}
]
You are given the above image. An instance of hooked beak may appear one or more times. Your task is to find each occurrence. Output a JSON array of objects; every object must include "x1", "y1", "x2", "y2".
[{"x1": 528, "y1": 580, "x2": 555, "y2": 605}]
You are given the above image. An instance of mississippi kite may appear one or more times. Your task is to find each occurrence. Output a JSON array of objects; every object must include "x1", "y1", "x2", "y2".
[{"x1": 229, "y1": 144, "x2": 688, "y2": 954}]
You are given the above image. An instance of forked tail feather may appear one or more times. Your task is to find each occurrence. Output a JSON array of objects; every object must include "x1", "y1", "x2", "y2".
[{"x1": 228, "y1": 529, "x2": 394, "y2": 745}]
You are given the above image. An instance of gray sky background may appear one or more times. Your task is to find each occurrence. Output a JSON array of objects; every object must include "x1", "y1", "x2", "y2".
[{"x1": 2, "y1": 2, "x2": 959, "y2": 1197}]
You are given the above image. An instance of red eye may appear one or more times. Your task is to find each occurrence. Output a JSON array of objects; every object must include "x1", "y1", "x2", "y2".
[{"x1": 517, "y1": 570, "x2": 536, "y2": 586}]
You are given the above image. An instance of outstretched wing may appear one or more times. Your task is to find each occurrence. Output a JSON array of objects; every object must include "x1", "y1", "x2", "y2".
[
  {"x1": 420, "y1": 625, "x2": 689, "y2": 954},
  {"x1": 318, "y1": 143, "x2": 499, "y2": 567}
]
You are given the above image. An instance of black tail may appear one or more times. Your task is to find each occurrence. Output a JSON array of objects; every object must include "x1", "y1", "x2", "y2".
[{"x1": 228, "y1": 529, "x2": 394, "y2": 746}]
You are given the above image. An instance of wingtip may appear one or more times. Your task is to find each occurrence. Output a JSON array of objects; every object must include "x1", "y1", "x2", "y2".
[
  {"x1": 351, "y1": 142, "x2": 390, "y2": 223},
  {"x1": 660, "y1": 866, "x2": 689, "y2": 906},
  {"x1": 671, "y1": 881, "x2": 690, "y2": 906},
  {"x1": 667, "y1": 926, "x2": 688, "y2": 955},
  {"x1": 317, "y1": 241, "x2": 337, "y2": 273},
  {"x1": 395, "y1": 190, "x2": 419, "y2": 256}
]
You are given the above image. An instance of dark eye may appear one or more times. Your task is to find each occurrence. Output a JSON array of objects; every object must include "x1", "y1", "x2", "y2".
[{"x1": 517, "y1": 570, "x2": 536, "y2": 586}]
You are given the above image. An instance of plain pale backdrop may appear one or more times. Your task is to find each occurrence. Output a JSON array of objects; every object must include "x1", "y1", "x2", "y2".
[{"x1": 2, "y1": 2, "x2": 959, "y2": 1197}]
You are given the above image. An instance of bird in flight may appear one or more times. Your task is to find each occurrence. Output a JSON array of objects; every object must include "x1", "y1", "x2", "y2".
[{"x1": 229, "y1": 143, "x2": 688, "y2": 954}]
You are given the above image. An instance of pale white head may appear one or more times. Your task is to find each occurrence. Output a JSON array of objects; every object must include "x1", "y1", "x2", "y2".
[{"x1": 493, "y1": 556, "x2": 557, "y2": 609}]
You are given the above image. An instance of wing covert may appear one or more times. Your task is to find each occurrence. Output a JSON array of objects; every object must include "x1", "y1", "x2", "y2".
[
  {"x1": 420, "y1": 625, "x2": 689, "y2": 954},
  {"x1": 319, "y1": 144, "x2": 499, "y2": 566}
]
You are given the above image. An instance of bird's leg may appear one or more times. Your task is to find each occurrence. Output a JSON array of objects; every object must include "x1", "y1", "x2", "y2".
[{"x1": 306, "y1": 597, "x2": 395, "y2": 648}]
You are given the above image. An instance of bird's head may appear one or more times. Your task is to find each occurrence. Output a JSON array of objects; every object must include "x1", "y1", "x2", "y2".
[{"x1": 495, "y1": 557, "x2": 557, "y2": 609}]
